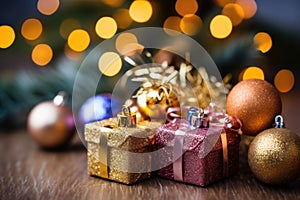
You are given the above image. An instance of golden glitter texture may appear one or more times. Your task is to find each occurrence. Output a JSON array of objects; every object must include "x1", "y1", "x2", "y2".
[
  {"x1": 125, "y1": 64, "x2": 231, "y2": 122},
  {"x1": 85, "y1": 118, "x2": 161, "y2": 184},
  {"x1": 133, "y1": 83, "x2": 180, "y2": 120},
  {"x1": 248, "y1": 128, "x2": 300, "y2": 185},
  {"x1": 226, "y1": 79, "x2": 282, "y2": 136}
]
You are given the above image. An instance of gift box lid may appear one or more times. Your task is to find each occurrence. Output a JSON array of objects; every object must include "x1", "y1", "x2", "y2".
[
  {"x1": 85, "y1": 118, "x2": 161, "y2": 151},
  {"x1": 155, "y1": 119, "x2": 237, "y2": 153}
]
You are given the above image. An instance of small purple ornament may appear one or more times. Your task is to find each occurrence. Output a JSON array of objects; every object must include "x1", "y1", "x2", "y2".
[{"x1": 79, "y1": 94, "x2": 121, "y2": 124}]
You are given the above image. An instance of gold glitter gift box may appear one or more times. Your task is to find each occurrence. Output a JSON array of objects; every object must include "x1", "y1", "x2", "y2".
[{"x1": 84, "y1": 106, "x2": 161, "y2": 184}]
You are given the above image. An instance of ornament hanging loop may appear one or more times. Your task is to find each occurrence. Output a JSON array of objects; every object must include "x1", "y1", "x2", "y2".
[
  {"x1": 53, "y1": 91, "x2": 68, "y2": 106},
  {"x1": 274, "y1": 115, "x2": 285, "y2": 128}
]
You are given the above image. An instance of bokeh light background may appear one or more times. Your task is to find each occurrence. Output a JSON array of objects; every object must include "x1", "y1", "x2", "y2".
[{"x1": 0, "y1": 0, "x2": 300, "y2": 130}]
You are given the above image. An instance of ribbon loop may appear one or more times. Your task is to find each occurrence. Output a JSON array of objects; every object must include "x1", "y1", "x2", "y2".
[{"x1": 224, "y1": 115, "x2": 242, "y2": 135}]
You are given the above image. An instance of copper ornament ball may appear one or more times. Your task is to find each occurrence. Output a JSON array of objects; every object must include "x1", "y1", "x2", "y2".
[
  {"x1": 27, "y1": 101, "x2": 75, "y2": 149},
  {"x1": 226, "y1": 79, "x2": 282, "y2": 136},
  {"x1": 248, "y1": 128, "x2": 300, "y2": 185}
]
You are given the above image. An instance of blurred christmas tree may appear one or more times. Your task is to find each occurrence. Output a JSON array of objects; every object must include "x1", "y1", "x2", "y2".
[{"x1": 0, "y1": 0, "x2": 298, "y2": 129}]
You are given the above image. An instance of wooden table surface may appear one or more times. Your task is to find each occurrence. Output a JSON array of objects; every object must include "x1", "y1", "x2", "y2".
[{"x1": 1, "y1": 90, "x2": 300, "y2": 200}]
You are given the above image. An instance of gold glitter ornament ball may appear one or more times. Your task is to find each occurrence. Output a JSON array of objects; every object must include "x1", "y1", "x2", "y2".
[
  {"x1": 226, "y1": 79, "x2": 282, "y2": 136},
  {"x1": 248, "y1": 128, "x2": 300, "y2": 185}
]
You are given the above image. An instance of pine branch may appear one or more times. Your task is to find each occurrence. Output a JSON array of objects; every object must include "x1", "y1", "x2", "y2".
[{"x1": 0, "y1": 59, "x2": 78, "y2": 129}]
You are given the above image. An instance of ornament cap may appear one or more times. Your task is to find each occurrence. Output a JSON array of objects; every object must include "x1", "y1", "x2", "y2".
[
  {"x1": 117, "y1": 105, "x2": 136, "y2": 128},
  {"x1": 274, "y1": 115, "x2": 285, "y2": 128},
  {"x1": 53, "y1": 91, "x2": 68, "y2": 106},
  {"x1": 188, "y1": 107, "x2": 205, "y2": 129}
]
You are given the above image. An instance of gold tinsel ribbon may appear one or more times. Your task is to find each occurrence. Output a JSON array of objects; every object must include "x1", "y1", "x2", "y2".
[
  {"x1": 167, "y1": 106, "x2": 242, "y2": 181},
  {"x1": 98, "y1": 134, "x2": 109, "y2": 178}
]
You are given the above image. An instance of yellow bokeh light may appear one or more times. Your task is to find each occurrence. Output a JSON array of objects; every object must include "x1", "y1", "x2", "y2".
[
  {"x1": 254, "y1": 32, "x2": 272, "y2": 53},
  {"x1": 115, "y1": 33, "x2": 139, "y2": 54},
  {"x1": 21, "y1": 18, "x2": 43, "y2": 40},
  {"x1": 214, "y1": 0, "x2": 235, "y2": 7},
  {"x1": 120, "y1": 43, "x2": 144, "y2": 56},
  {"x1": 274, "y1": 69, "x2": 295, "y2": 93},
  {"x1": 243, "y1": 66, "x2": 264, "y2": 80},
  {"x1": 210, "y1": 15, "x2": 232, "y2": 39},
  {"x1": 102, "y1": 0, "x2": 124, "y2": 7},
  {"x1": 163, "y1": 16, "x2": 181, "y2": 35},
  {"x1": 67, "y1": 29, "x2": 90, "y2": 52},
  {"x1": 31, "y1": 44, "x2": 53, "y2": 66},
  {"x1": 222, "y1": 3, "x2": 245, "y2": 26},
  {"x1": 180, "y1": 14, "x2": 202, "y2": 36},
  {"x1": 129, "y1": 0, "x2": 153, "y2": 23},
  {"x1": 236, "y1": 0, "x2": 257, "y2": 19},
  {"x1": 0, "y1": 25, "x2": 15, "y2": 49},
  {"x1": 37, "y1": 0, "x2": 60, "y2": 15},
  {"x1": 95, "y1": 17, "x2": 118, "y2": 39},
  {"x1": 113, "y1": 9, "x2": 133, "y2": 29},
  {"x1": 59, "y1": 19, "x2": 81, "y2": 39},
  {"x1": 175, "y1": 0, "x2": 198, "y2": 17},
  {"x1": 98, "y1": 52, "x2": 122, "y2": 77}
]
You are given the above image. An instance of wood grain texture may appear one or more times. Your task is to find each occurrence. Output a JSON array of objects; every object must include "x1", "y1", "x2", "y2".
[
  {"x1": 0, "y1": 130, "x2": 299, "y2": 200},
  {"x1": 0, "y1": 91, "x2": 300, "y2": 200}
]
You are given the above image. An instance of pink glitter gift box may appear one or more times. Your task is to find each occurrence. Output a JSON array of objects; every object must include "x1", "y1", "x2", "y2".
[{"x1": 154, "y1": 113, "x2": 241, "y2": 186}]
